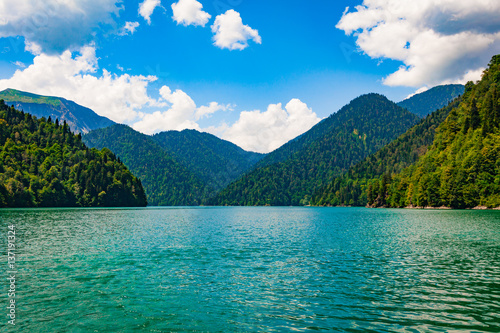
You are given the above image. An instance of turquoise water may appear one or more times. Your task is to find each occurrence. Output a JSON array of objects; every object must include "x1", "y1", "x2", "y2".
[{"x1": 1, "y1": 207, "x2": 500, "y2": 332}]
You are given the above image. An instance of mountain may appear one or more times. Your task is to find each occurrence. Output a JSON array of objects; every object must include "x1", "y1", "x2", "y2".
[
  {"x1": 335, "y1": 55, "x2": 500, "y2": 209},
  {"x1": 398, "y1": 84, "x2": 465, "y2": 118},
  {"x1": 311, "y1": 96, "x2": 462, "y2": 206},
  {"x1": 0, "y1": 100, "x2": 147, "y2": 208},
  {"x1": 83, "y1": 125, "x2": 208, "y2": 206},
  {"x1": 151, "y1": 129, "x2": 264, "y2": 192},
  {"x1": 0, "y1": 88, "x2": 115, "y2": 134},
  {"x1": 211, "y1": 94, "x2": 421, "y2": 206}
]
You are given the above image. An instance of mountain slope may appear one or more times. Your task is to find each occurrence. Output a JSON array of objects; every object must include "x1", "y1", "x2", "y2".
[
  {"x1": 211, "y1": 94, "x2": 421, "y2": 206},
  {"x1": 0, "y1": 101, "x2": 147, "y2": 208},
  {"x1": 83, "y1": 124, "x2": 208, "y2": 206},
  {"x1": 366, "y1": 55, "x2": 500, "y2": 209},
  {"x1": 311, "y1": 96, "x2": 462, "y2": 206},
  {"x1": 0, "y1": 88, "x2": 115, "y2": 134},
  {"x1": 151, "y1": 129, "x2": 264, "y2": 192},
  {"x1": 398, "y1": 84, "x2": 464, "y2": 118}
]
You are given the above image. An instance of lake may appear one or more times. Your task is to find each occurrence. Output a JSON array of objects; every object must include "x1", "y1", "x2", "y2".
[{"x1": 1, "y1": 207, "x2": 499, "y2": 332}]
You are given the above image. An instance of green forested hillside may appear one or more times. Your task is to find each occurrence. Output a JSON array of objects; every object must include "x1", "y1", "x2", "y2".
[
  {"x1": 0, "y1": 101, "x2": 147, "y2": 207},
  {"x1": 211, "y1": 94, "x2": 421, "y2": 206},
  {"x1": 83, "y1": 125, "x2": 208, "y2": 206},
  {"x1": 379, "y1": 56, "x2": 500, "y2": 208},
  {"x1": 397, "y1": 84, "x2": 465, "y2": 118},
  {"x1": 325, "y1": 55, "x2": 500, "y2": 209},
  {"x1": 312, "y1": 97, "x2": 461, "y2": 206},
  {"x1": 0, "y1": 88, "x2": 116, "y2": 134},
  {"x1": 151, "y1": 129, "x2": 264, "y2": 192}
]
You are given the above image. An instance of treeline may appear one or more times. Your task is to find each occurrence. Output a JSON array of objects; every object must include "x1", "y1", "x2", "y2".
[
  {"x1": 0, "y1": 101, "x2": 147, "y2": 207},
  {"x1": 314, "y1": 55, "x2": 500, "y2": 209}
]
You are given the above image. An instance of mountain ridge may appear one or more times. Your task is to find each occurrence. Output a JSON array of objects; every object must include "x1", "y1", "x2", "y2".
[
  {"x1": 211, "y1": 93, "x2": 421, "y2": 206},
  {"x1": 0, "y1": 88, "x2": 116, "y2": 134},
  {"x1": 397, "y1": 84, "x2": 464, "y2": 118}
]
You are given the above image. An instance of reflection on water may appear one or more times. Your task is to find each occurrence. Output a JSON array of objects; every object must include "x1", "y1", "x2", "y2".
[{"x1": 1, "y1": 207, "x2": 499, "y2": 332}]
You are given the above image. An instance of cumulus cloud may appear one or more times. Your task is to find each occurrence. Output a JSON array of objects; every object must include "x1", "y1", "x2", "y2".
[
  {"x1": 139, "y1": 0, "x2": 162, "y2": 24},
  {"x1": 211, "y1": 9, "x2": 261, "y2": 50},
  {"x1": 131, "y1": 88, "x2": 319, "y2": 153},
  {"x1": 211, "y1": 99, "x2": 322, "y2": 153},
  {"x1": 122, "y1": 22, "x2": 140, "y2": 35},
  {"x1": 0, "y1": 0, "x2": 120, "y2": 54},
  {"x1": 172, "y1": 0, "x2": 211, "y2": 27},
  {"x1": 0, "y1": 46, "x2": 156, "y2": 123},
  {"x1": 337, "y1": 0, "x2": 500, "y2": 88},
  {"x1": 132, "y1": 86, "x2": 231, "y2": 134}
]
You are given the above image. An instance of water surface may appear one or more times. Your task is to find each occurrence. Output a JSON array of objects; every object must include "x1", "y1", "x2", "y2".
[{"x1": 1, "y1": 207, "x2": 499, "y2": 332}]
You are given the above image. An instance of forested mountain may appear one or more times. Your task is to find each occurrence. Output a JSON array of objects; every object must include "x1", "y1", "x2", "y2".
[
  {"x1": 312, "y1": 96, "x2": 462, "y2": 206},
  {"x1": 84, "y1": 125, "x2": 265, "y2": 205},
  {"x1": 151, "y1": 130, "x2": 264, "y2": 192},
  {"x1": 0, "y1": 101, "x2": 147, "y2": 207},
  {"x1": 211, "y1": 94, "x2": 421, "y2": 206},
  {"x1": 316, "y1": 55, "x2": 500, "y2": 209},
  {"x1": 377, "y1": 56, "x2": 500, "y2": 209},
  {"x1": 83, "y1": 125, "x2": 208, "y2": 206},
  {"x1": 397, "y1": 84, "x2": 464, "y2": 118},
  {"x1": 0, "y1": 89, "x2": 115, "y2": 134}
]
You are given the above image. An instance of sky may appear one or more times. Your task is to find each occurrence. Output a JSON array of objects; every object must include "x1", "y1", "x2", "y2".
[{"x1": 0, "y1": 0, "x2": 499, "y2": 153}]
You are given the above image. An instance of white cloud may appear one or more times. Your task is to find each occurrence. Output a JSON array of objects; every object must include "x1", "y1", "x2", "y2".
[
  {"x1": 0, "y1": 47, "x2": 156, "y2": 123},
  {"x1": 172, "y1": 0, "x2": 211, "y2": 27},
  {"x1": 0, "y1": 43, "x2": 315, "y2": 153},
  {"x1": 195, "y1": 102, "x2": 230, "y2": 120},
  {"x1": 122, "y1": 22, "x2": 140, "y2": 35},
  {"x1": 131, "y1": 87, "x2": 319, "y2": 153},
  {"x1": 0, "y1": 0, "x2": 120, "y2": 54},
  {"x1": 132, "y1": 86, "x2": 231, "y2": 134},
  {"x1": 139, "y1": 0, "x2": 162, "y2": 24},
  {"x1": 210, "y1": 99, "x2": 322, "y2": 153},
  {"x1": 211, "y1": 9, "x2": 261, "y2": 50},
  {"x1": 12, "y1": 61, "x2": 26, "y2": 68},
  {"x1": 337, "y1": 0, "x2": 500, "y2": 87}
]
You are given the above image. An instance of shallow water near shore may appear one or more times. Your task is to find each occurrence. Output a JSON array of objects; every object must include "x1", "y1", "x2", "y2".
[{"x1": 1, "y1": 207, "x2": 499, "y2": 332}]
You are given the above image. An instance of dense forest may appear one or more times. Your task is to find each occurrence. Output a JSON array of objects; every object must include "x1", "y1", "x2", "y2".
[
  {"x1": 84, "y1": 126, "x2": 265, "y2": 206},
  {"x1": 0, "y1": 101, "x2": 147, "y2": 207},
  {"x1": 83, "y1": 124, "x2": 210, "y2": 206},
  {"x1": 152, "y1": 129, "x2": 264, "y2": 192},
  {"x1": 211, "y1": 94, "x2": 421, "y2": 206},
  {"x1": 312, "y1": 97, "x2": 461, "y2": 206},
  {"x1": 315, "y1": 55, "x2": 500, "y2": 209},
  {"x1": 397, "y1": 84, "x2": 464, "y2": 118}
]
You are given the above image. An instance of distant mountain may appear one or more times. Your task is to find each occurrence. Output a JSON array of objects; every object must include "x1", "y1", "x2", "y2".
[
  {"x1": 83, "y1": 125, "x2": 264, "y2": 206},
  {"x1": 312, "y1": 96, "x2": 462, "y2": 207},
  {"x1": 0, "y1": 88, "x2": 115, "y2": 134},
  {"x1": 398, "y1": 84, "x2": 464, "y2": 118},
  {"x1": 0, "y1": 101, "x2": 147, "y2": 208},
  {"x1": 211, "y1": 94, "x2": 421, "y2": 206},
  {"x1": 151, "y1": 130, "x2": 264, "y2": 192}
]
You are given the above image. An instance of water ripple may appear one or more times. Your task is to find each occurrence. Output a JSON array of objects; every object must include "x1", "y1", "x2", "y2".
[{"x1": 1, "y1": 207, "x2": 499, "y2": 332}]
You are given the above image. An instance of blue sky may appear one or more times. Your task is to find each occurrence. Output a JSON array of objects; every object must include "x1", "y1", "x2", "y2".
[{"x1": 1, "y1": 0, "x2": 499, "y2": 152}]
